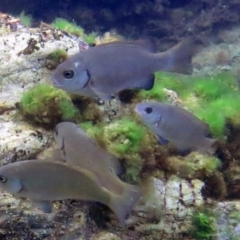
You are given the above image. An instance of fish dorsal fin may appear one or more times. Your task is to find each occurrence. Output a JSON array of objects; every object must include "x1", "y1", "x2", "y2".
[
  {"x1": 133, "y1": 39, "x2": 157, "y2": 53},
  {"x1": 96, "y1": 39, "x2": 156, "y2": 53}
]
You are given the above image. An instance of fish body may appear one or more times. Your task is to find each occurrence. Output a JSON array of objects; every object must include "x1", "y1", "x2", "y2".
[
  {"x1": 52, "y1": 38, "x2": 197, "y2": 99},
  {"x1": 54, "y1": 122, "x2": 139, "y2": 196},
  {"x1": 135, "y1": 102, "x2": 216, "y2": 155},
  {"x1": 0, "y1": 160, "x2": 138, "y2": 226}
]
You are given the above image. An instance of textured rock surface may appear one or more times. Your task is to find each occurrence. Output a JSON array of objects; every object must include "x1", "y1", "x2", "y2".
[
  {"x1": 0, "y1": 25, "x2": 79, "y2": 89},
  {"x1": 128, "y1": 176, "x2": 204, "y2": 239},
  {"x1": 214, "y1": 201, "x2": 240, "y2": 240}
]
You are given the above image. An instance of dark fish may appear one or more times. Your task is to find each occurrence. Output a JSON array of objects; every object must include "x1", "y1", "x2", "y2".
[
  {"x1": 135, "y1": 102, "x2": 217, "y2": 155},
  {"x1": 51, "y1": 38, "x2": 197, "y2": 99},
  {"x1": 0, "y1": 160, "x2": 139, "y2": 226}
]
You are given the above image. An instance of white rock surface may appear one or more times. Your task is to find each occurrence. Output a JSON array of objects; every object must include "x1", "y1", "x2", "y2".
[{"x1": 128, "y1": 176, "x2": 204, "y2": 238}]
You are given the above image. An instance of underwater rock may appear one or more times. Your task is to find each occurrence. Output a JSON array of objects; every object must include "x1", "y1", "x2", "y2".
[
  {"x1": 0, "y1": 84, "x2": 24, "y2": 114},
  {"x1": 127, "y1": 176, "x2": 204, "y2": 238},
  {"x1": 215, "y1": 201, "x2": 240, "y2": 240},
  {"x1": 0, "y1": 189, "x2": 89, "y2": 239},
  {"x1": 0, "y1": 121, "x2": 51, "y2": 162},
  {"x1": 90, "y1": 232, "x2": 121, "y2": 240},
  {"x1": 0, "y1": 20, "x2": 80, "y2": 89}
]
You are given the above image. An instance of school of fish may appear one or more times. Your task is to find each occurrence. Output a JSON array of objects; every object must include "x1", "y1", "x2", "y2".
[{"x1": 0, "y1": 37, "x2": 219, "y2": 226}]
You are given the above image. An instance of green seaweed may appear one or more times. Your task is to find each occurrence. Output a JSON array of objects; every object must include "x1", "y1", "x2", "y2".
[
  {"x1": 51, "y1": 18, "x2": 96, "y2": 44},
  {"x1": 190, "y1": 209, "x2": 217, "y2": 240},
  {"x1": 19, "y1": 11, "x2": 33, "y2": 27},
  {"x1": 103, "y1": 117, "x2": 146, "y2": 155},
  {"x1": 102, "y1": 117, "x2": 147, "y2": 183},
  {"x1": 19, "y1": 83, "x2": 78, "y2": 124}
]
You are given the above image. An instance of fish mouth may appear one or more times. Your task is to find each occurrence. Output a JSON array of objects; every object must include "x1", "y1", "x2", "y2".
[
  {"x1": 154, "y1": 116, "x2": 162, "y2": 127},
  {"x1": 51, "y1": 77, "x2": 63, "y2": 88}
]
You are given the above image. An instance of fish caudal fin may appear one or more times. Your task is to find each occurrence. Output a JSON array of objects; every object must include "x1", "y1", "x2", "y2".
[
  {"x1": 157, "y1": 37, "x2": 200, "y2": 75},
  {"x1": 109, "y1": 184, "x2": 141, "y2": 227},
  {"x1": 206, "y1": 138, "x2": 218, "y2": 154}
]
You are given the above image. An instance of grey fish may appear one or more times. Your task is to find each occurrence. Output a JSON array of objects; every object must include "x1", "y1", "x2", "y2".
[
  {"x1": 0, "y1": 160, "x2": 139, "y2": 226},
  {"x1": 54, "y1": 122, "x2": 138, "y2": 195},
  {"x1": 51, "y1": 38, "x2": 198, "y2": 99},
  {"x1": 135, "y1": 102, "x2": 217, "y2": 155}
]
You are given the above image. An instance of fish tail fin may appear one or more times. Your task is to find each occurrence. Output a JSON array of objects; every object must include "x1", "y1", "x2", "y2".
[
  {"x1": 201, "y1": 138, "x2": 218, "y2": 155},
  {"x1": 109, "y1": 184, "x2": 141, "y2": 227},
  {"x1": 156, "y1": 37, "x2": 201, "y2": 74},
  {"x1": 206, "y1": 138, "x2": 218, "y2": 154}
]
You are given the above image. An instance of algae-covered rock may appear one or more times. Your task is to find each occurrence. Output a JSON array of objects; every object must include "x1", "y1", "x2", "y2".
[
  {"x1": 158, "y1": 152, "x2": 221, "y2": 179},
  {"x1": 19, "y1": 83, "x2": 78, "y2": 124}
]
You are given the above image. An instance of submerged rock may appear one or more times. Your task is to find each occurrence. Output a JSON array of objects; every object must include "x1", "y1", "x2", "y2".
[{"x1": 127, "y1": 176, "x2": 204, "y2": 238}]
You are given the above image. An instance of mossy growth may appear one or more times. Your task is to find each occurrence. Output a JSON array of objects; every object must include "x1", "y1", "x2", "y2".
[
  {"x1": 101, "y1": 117, "x2": 148, "y2": 183},
  {"x1": 19, "y1": 11, "x2": 33, "y2": 27},
  {"x1": 189, "y1": 73, "x2": 240, "y2": 138},
  {"x1": 46, "y1": 49, "x2": 68, "y2": 70},
  {"x1": 52, "y1": 18, "x2": 96, "y2": 44},
  {"x1": 137, "y1": 71, "x2": 240, "y2": 139},
  {"x1": 160, "y1": 153, "x2": 221, "y2": 179},
  {"x1": 19, "y1": 83, "x2": 78, "y2": 124},
  {"x1": 190, "y1": 208, "x2": 217, "y2": 240}
]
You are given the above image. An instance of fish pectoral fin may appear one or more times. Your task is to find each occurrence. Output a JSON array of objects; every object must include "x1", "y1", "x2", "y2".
[
  {"x1": 178, "y1": 148, "x2": 191, "y2": 157},
  {"x1": 156, "y1": 135, "x2": 169, "y2": 145},
  {"x1": 32, "y1": 200, "x2": 52, "y2": 213},
  {"x1": 90, "y1": 83, "x2": 114, "y2": 100},
  {"x1": 134, "y1": 74, "x2": 155, "y2": 91},
  {"x1": 9, "y1": 178, "x2": 22, "y2": 194}
]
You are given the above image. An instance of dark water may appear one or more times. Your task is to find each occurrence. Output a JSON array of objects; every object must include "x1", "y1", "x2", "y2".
[{"x1": 1, "y1": 0, "x2": 240, "y2": 46}]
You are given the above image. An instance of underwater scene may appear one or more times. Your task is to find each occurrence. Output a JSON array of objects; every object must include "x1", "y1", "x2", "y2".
[{"x1": 1, "y1": 0, "x2": 240, "y2": 239}]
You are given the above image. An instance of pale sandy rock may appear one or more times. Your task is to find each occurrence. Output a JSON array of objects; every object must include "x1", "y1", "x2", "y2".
[
  {"x1": 0, "y1": 25, "x2": 79, "y2": 89},
  {"x1": 90, "y1": 232, "x2": 121, "y2": 240},
  {"x1": 0, "y1": 121, "x2": 51, "y2": 161},
  {"x1": 128, "y1": 176, "x2": 204, "y2": 238}
]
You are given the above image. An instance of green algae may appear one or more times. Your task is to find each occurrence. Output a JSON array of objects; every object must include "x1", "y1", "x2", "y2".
[
  {"x1": 19, "y1": 83, "x2": 78, "y2": 124},
  {"x1": 190, "y1": 209, "x2": 217, "y2": 240},
  {"x1": 102, "y1": 117, "x2": 146, "y2": 183},
  {"x1": 160, "y1": 153, "x2": 221, "y2": 179},
  {"x1": 52, "y1": 18, "x2": 96, "y2": 44},
  {"x1": 102, "y1": 117, "x2": 146, "y2": 155},
  {"x1": 19, "y1": 11, "x2": 33, "y2": 27}
]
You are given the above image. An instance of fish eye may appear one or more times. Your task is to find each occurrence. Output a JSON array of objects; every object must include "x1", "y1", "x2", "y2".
[
  {"x1": 145, "y1": 107, "x2": 153, "y2": 114},
  {"x1": 63, "y1": 70, "x2": 74, "y2": 79},
  {"x1": 0, "y1": 175, "x2": 7, "y2": 183}
]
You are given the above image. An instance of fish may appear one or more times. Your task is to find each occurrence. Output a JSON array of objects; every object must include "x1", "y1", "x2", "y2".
[
  {"x1": 51, "y1": 37, "x2": 198, "y2": 100},
  {"x1": 135, "y1": 102, "x2": 217, "y2": 155},
  {"x1": 0, "y1": 160, "x2": 139, "y2": 226},
  {"x1": 54, "y1": 122, "x2": 140, "y2": 199},
  {"x1": 55, "y1": 122, "x2": 122, "y2": 175}
]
